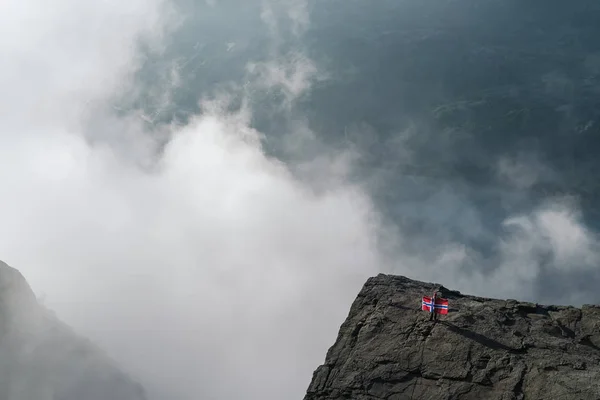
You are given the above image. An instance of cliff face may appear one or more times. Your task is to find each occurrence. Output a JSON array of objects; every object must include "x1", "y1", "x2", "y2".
[
  {"x1": 305, "y1": 274, "x2": 600, "y2": 400},
  {"x1": 0, "y1": 260, "x2": 145, "y2": 400}
]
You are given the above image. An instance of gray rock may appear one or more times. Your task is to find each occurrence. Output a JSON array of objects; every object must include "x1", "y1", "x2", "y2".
[
  {"x1": 0, "y1": 260, "x2": 146, "y2": 400},
  {"x1": 304, "y1": 274, "x2": 600, "y2": 400}
]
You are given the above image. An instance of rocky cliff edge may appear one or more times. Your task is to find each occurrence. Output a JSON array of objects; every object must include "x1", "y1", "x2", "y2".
[{"x1": 305, "y1": 274, "x2": 600, "y2": 400}]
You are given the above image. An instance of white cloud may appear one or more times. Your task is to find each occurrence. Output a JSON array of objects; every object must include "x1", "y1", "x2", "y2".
[
  {"x1": 0, "y1": 1, "x2": 383, "y2": 399},
  {"x1": 249, "y1": 0, "x2": 324, "y2": 110},
  {"x1": 496, "y1": 153, "x2": 552, "y2": 189},
  {"x1": 3, "y1": 1, "x2": 600, "y2": 400},
  {"x1": 456, "y1": 197, "x2": 600, "y2": 302},
  {"x1": 260, "y1": 0, "x2": 309, "y2": 39},
  {"x1": 246, "y1": 52, "x2": 320, "y2": 107},
  {"x1": 1, "y1": 108, "x2": 382, "y2": 400},
  {"x1": 501, "y1": 198, "x2": 599, "y2": 272},
  {"x1": 378, "y1": 189, "x2": 600, "y2": 304},
  {"x1": 0, "y1": 0, "x2": 178, "y2": 128}
]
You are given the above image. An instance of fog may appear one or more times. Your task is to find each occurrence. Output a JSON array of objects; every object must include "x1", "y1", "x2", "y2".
[{"x1": 2, "y1": 0, "x2": 600, "y2": 399}]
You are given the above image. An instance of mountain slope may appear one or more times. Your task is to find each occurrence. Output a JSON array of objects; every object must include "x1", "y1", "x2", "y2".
[
  {"x1": 0, "y1": 260, "x2": 146, "y2": 400},
  {"x1": 304, "y1": 274, "x2": 600, "y2": 400}
]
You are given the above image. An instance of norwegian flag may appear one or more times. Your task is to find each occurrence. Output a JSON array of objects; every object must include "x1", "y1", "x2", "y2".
[{"x1": 421, "y1": 295, "x2": 449, "y2": 315}]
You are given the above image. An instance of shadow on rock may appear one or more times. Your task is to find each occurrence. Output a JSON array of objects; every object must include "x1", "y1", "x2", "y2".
[{"x1": 439, "y1": 321, "x2": 526, "y2": 354}]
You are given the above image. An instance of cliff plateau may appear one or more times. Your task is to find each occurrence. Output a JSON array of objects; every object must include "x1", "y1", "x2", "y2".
[{"x1": 305, "y1": 274, "x2": 600, "y2": 400}]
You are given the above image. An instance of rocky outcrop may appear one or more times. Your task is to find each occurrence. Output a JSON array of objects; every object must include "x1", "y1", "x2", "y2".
[
  {"x1": 0, "y1": 260, "x2": 146, "y2": 400},
  {"x1": 305, "y1": 274, "x2": 600, "y2": 400}
]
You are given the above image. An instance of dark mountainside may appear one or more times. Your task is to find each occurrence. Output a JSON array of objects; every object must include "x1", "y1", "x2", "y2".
[
  {"x1": 305, "y1": 274, "x2": 600, "y2": 399},
  {"x1": 0, "y1": 260, "x2": 145, "y2": 400}
]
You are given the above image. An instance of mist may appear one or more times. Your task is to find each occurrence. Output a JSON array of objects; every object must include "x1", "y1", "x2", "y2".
[{"x1": 2, "y1": 0, "x2": 600, "y2": 399}]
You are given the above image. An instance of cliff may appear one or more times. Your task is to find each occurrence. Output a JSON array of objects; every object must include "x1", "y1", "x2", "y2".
[
  {"x1": 0, "y1": 260, "x2": 145, "y2": 400},
  {"x1": 304, "y1": 274, "x2": 600, "y2": 400}
]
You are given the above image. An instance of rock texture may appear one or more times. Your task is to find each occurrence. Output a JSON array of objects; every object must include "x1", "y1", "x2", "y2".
[
  {"x1": 305, "y1": 274, "x2": 600, "y2": 400},
  {"x1": 0, "y1": 260, "x2": 146, "y2": 400}
]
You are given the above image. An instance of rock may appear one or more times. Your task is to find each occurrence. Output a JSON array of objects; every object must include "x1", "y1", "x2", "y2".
[
  {"x1": 304, "y1": 274, "x2": 600, "y2": 400},
  {"x1": 0, "y1": 260, "x2": 146, "y2": 400}
]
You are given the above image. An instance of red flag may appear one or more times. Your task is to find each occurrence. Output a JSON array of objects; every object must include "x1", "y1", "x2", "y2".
[{"x1": 422, "y1": 296, "x2": 449, "y2": 315}]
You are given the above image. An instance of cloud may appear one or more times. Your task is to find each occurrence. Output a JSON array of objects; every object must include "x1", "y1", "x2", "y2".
[
  {"x1": 260, "y1": 0, "x2": 310, "y2": 40},
  {"x1": 496, "y1": 152, "x2": 555, "y2": 190},
  {"x1": 0, "y1": 0, "x2": 178, "y2": 126},
  {"x1": 377, "y1": 193, "x2": 600, "y2": 305},
  {"x1": 3, "y1": 1, "x2": 600, "y2": 400},
  {"x1": 1, "y1": 106, "x2": 383, "y2": 400},
  {"x1": 0, "y1": 1, "x2": 384, "y2": 399},
  {"x1": 247, "y1": 0, "x2": 324, "y2": 111},
  {"x1": 246, "y1": 52, "x2": 321, "y2": 108}
]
